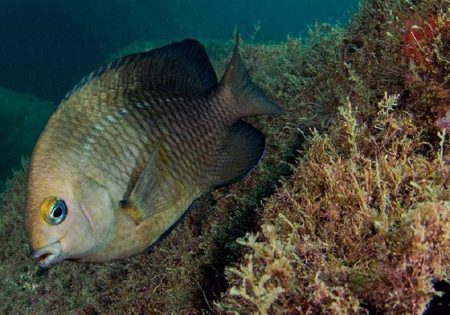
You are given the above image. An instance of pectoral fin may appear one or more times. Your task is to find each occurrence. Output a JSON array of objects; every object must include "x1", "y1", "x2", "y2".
[{"x1": 120, "y1": 140, "x2": 181, "y2": 225}]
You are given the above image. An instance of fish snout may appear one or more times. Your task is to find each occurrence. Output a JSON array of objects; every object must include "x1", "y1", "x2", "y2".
[{"x1": 30, "y1": 242, "x2": 63, "y2": 268}]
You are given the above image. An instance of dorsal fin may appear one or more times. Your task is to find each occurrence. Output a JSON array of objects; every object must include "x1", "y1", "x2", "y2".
[{"x1": 63, "y1": 39, "x2": 218, "y2": 102}]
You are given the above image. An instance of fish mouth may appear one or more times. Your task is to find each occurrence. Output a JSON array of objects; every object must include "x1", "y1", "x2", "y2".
[{"x1": 30, "y1": 242, "x2": 63, "y2": 268}]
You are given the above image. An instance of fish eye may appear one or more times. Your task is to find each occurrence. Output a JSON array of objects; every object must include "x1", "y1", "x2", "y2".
[{"x1": 40, "y1": 196, "x2": 67, "y2": 225}]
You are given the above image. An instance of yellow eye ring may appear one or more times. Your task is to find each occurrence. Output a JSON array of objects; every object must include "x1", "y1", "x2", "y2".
[{"x1": 40, "y1": 196, "x2": 68, "y2": 225}]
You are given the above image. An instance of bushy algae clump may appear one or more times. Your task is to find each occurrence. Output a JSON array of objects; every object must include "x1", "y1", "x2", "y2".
[
  {"x1": 218, "y1": 96, "x2": 449, "y2": 314},
  {"x1": 0, "y1": 0, "x2": 449, "y2": 313}
]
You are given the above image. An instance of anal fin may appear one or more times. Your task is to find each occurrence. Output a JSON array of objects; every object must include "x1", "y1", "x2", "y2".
[{"x1": 209, "y1": 120, "x2": 265, "y2": 188}]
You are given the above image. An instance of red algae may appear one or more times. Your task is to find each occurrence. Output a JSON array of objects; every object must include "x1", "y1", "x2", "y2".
[{"x1": 403, "y1": 15, "x2": 450, "y2": 71}]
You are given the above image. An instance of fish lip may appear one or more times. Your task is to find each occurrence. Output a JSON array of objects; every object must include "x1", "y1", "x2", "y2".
[{"x1": 30, "y1": 242, "x2": 64, "y2": 268}]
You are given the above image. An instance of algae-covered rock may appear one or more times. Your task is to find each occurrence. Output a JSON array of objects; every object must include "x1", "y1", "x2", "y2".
[
  {"x1": 219, "y1": 0, "x2": 450, "y2": 314},
  {"x1": 0, "y1": 87, "x2": 54, "y2": 191},
  {"x1": 218, "y1": 97, "x2": 450, "y2": 314}
]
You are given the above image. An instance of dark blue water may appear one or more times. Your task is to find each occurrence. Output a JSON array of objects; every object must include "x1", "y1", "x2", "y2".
[{"x1": 0, "y1": 0, "x2": 358, "y2": 190}]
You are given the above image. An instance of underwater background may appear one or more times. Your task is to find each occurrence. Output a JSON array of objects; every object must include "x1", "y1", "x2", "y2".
[
  {"x1": 0, "y1": 0, "x2": 357, "y2": 191},
  {"x1": 1, "y1": 0, "x2": 449, "y2": 314}
]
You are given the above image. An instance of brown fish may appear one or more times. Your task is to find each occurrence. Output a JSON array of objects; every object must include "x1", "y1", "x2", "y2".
[{"x1": 25, "y1": 37, "x2": 283, "y2": 268}]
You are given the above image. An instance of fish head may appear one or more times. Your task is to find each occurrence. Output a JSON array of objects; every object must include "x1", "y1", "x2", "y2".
[{"x1": 25, "y1": 161, "x2": 115, "y2": 268}]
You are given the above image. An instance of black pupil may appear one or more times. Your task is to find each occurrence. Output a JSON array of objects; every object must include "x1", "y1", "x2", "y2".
[{"x1": 53, "y1": 206, "x2": 63, "y2": 218}]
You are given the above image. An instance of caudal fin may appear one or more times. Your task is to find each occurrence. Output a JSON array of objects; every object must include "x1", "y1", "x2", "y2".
[{"x1": 219, "y1": 34, "x2": 284, "y2": 117}]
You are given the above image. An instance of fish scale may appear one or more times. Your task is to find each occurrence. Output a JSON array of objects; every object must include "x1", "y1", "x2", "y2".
[{"x1": 78, "y1": 95, "x2": 216, "y2": 199}]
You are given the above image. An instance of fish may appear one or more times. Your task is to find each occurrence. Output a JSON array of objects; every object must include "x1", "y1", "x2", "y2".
[{"x1": 25, "y1": 36, "x2": 283, "y2": 268}]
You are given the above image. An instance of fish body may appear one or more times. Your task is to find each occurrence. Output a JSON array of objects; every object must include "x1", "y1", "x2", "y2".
[{"x1": 25, "y1": 38, "x2": 282, "y2": 267}]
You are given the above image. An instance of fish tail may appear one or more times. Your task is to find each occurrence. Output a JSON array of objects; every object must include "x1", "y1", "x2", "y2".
[{"x1": 219, "y1": 34, "x2": 284, "y2": 117}]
